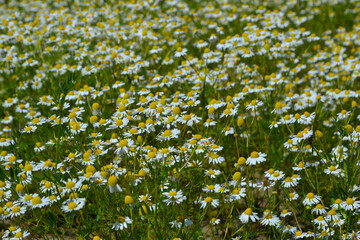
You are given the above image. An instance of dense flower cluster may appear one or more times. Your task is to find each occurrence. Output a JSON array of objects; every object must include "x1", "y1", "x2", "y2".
[{"x1": 1, "y1": 0, "x2": 360, "y2": 239}]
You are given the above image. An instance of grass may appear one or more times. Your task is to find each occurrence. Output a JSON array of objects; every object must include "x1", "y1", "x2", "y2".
[{"x1": 0, "y1": 0, "x2": 360, "y2": 239}]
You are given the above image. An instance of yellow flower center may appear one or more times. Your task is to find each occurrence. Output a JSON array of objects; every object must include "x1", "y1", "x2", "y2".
[
  {"x1": 244, "y1": 208, "x2": 252, "y2": 215},
  {"x1": 285, "y1": 177, "x2": 292, "y2": 182},
  {"x1": 15, "y1": 232, "x2": 23, "y2": 238},
  {"x1": 24, "y1": 195, "x2": 32, "y2": 201},
  {"x1": 250, "y1": 151, "x2": 259, "y2": 158},
  {"x1": 169, "y1": 191, "x2": 177, "y2": 197},
  {"x1": 307, "y1": 193, "x2": 314, "y2": 199},
  {"x1": 118, "y1": 139, "x2": 128, "y2": 147},
  {"x1": 68, "y1": 202, "x2": 77, "y2": 210},
  {"x1": 125, "y1": 195, "x2": 134, "y2": 204},
  {"x1": 117, "y1": 216, "x2": 125, "y2": 223},
  {"x1": 346, "y1": 198, "x2": 354, "y2": 205},
  {"x1": 32, "y1": 196, "x2": 42, "y2": 205},
  {"x1": 108, "y1": 176, "x2": 118, "y2": 186},
  {"x1": 335, "y1": 199, "x2": 342, "y2": 204},
  {"x1": 12, "y1": 206, "x2": 20, "y2": 213},
  {"x1": 162, "y1": 130, "x2": 172, "y2": 137},
  {"x1": 315, "y1": 204, "x2": 323, "y2": 209},
  {"x1": 8, "y1": 156, "x2": 16, "y2": 163},
  {"x1": 69, "y1": 112, "x2": 77, "y2": 119},
  {"x1": 233, "y1": 172, "x2": 241, "y2": 181},
  {"x1": 328, "y1": 209, "x2": 336, "y2": 215},
  {"x1": 66, "y1": 181, "x2": 75, "y2": 189}
]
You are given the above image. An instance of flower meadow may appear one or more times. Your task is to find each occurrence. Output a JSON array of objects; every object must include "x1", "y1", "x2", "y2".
[{"x1": 1, "y1": 0, "x2": 360, "y2": 239}]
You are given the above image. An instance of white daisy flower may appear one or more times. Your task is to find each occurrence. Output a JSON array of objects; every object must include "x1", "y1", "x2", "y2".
[
  {"x1": 302, "y1": 193, "x2": 321, "y2": 206},
  {"x1": 280, "y1": 209, "x2": 292, "y2": 218},
  {"x1": 207, "y1": 153, "x2": 225, "y2": 164},
  {"x1": 260, "y1": 210, "x2": 281, "y2": 226},
  {"x1": 239, "y1": 208, "x2": 259, "y2": 223},
  {"x1": 8, "y1": 204, "x2": 27, "y2": 218},
  {"x1": 30, "y1": 195, "x2": 50, "y2": 209},
  {"x1": 210, "y1": 218, "x2": 220, "y2": 225},
  {"x1": 112, "y1": 216, "x2": 133, "y2": 231},
  {"x1": 246, "y1": 100, "x2": 264, "y2": 111},
  {"x1": 312, "y1": 204, "x2": 327, "y2": 215},
  {"x1": 156, "y1": 129, "x2": 181, "y2": 141},
  {"x1": 199, "y1": 196, "x2": 219, "y2": 209},
  {"x1": 61, "y1": 198, "x2": 86, "y2": 213},
  {"x1": 205, "y1": 169, "x2": 221, "y2": 178},
  {"x1": 174, "y1": 47, "x2": 187, "y2": 57},
  {"x1": 341, "y1": 197, "x2": 360, "y2": 211},
  {"x1": 246, "y1": 151, "x2": 267, "y2": 165},
  {"x1": 162, "y1": 189, "x2": 186, "y2": 205}
]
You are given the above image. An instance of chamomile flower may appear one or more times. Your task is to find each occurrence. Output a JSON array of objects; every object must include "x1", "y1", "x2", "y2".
[
  {"x1": 204, "y1": 169, "x2": 221, "y2": 178},
  {"x1": 324, "y1": 165, "x2": 343, "y2": 177},
  {"x1": 229, "y1": 188, "x2": 246, "y2": 201},
  {"x1": 280, "y1": 209, "x2": 292, "y2": 218},
  {"x1": 282, "y1": 176, "x2": 299, "y2": 188},
  {"x1": 239, "y1": 208, "x2": 259, "y2": 223},
  {"x1": 303, "y1": 192, "x2": 321, "y2": 206},
  {"x1": 8, "y1": 205, "x2": 27, "y2": 218},
  {"x1": 0, "y1": 180, "x2": 11, "y2": 190},
  {"x1": 294, "y1": 231, "x2": 305, "y2": 239},
  {"x1": 22, "y1": 125, "x2": 37, "y2": 133},
  {"x1": 162, "y1": 189, "x2": 186, "y2": 205},
  {"x1": 337, "y1": 110, "x2": 350, "y2": 120},
  {"x1": 207, "y1": 153, "x2": 225, "y2": 164},
  {"x1": 202, "y1": 185, "x2": 216, "y2": 193},
  {"x1": 30, "y1": 195, "x2": 50, "y2": 209},
  {"x1": 0, "y1": 190, "x2": 12, "y2": 202},
  {"x1": 268, "y1": 170, "x2": 285, "y2": 181},
  {"x1": 288, "y1": 192, "x2": 299, "y2": 201},
  {"x1": 246, "y1": 100, "x2": 264, "y2": 111},
  {"x1": 112, "y1": 216, "x2": 133, "y2": 231},
  {"x1": 70, "y1": 122, "x2": 88, "y2": 134},
  {"x1": 62, "y1": 178, "x2": 83, "y2": 194},
  {"x1": 2, "y1": 227, "x2": 30, "y2": 240},
  {"x1": 107, "y1": 175, "x2": 122, "y2": 193},
  {"x1": 260, "y1": 210, "x2": 281, "y2": 226},
  {"x1": 3, "y1": 97, "x2": 18, "y2": 108},
  {"x1": 210, "y1": 218, "x2": 220, "y2": 225},
  {"x1": 325, "y1": 208, "x2": 342, "y2": 223},
  {"x1": 39, "y1": 181, "x2": 57, "y2": 194},
  {"x1": 203, "y1": 118, "x2": 217, "y2": 127},
  {"x1": 223, "y1": 126, "x2": 234, "y2": 135},
  {"x1": 139, "y1": 194, "x2": 152, "y2": 203},
  {"x1": 199, "y1": 196, "x2": 219, "y2": 209},
  {"x1": 246, "y1": 151, "x2": 267, "y2": 165},
  {"x1": 61, "y1": 198, "x2": 86, "y2": 213},
  {"x1": 174, "y1": 47, "x2": 187, "y2": 57},
  {"x1": 313, "y1": 215, "x2": 328, "y2": 228},
  {"x1": 312, "y1": 204, "x2": 327, "y2": 215},
  {"x1": 156, "y1": 129, "x2": 181, "y2": 141},
  {"x1": 341, "y1": 197, "x2": 360, "y2": 211}
]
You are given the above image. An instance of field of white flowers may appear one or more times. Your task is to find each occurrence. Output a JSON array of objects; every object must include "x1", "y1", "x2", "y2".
[{"x1": 1, "y1": 0, "x2": 360, "y2": 239}]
